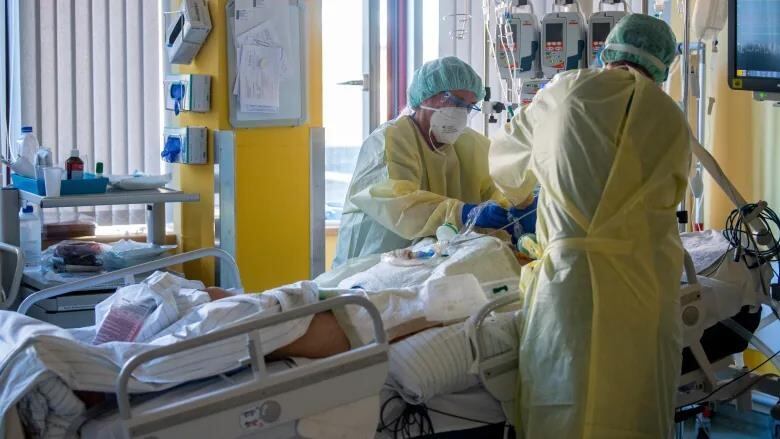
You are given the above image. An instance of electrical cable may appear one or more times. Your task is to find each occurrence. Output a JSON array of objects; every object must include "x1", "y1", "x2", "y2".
[
  {"x1": 377, "y1": 395, "x2": 435, "y2": 439},
  {"x1": 677, "y1": 347, "x2": 780, "y2": 409},
  {"x1": 377, "y1": 394, "x2": 506, "y2": 439},
  {"x1": 675, "y1": 203, "x2": 780, "y2": 413}
]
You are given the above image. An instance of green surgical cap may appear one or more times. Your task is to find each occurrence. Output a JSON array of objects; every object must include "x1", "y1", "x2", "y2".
[
  {"x1": 408, "y1": 56, "x2": 485, "y2": 108},
  {"x1": 601, "y1": 14, "x2": 677, "y2": 83}
]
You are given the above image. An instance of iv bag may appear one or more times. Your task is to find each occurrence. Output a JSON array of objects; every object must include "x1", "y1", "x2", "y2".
[{"x1": 692, "y1": 0, "x2": 727, "y2": 42}]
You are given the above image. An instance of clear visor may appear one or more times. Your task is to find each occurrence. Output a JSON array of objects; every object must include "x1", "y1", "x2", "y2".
[{"x1": 422, "y1": 92, "x2": 482, "y2": 120}]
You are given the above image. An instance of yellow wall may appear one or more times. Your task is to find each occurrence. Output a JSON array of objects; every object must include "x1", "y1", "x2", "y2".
[
  {"x1": 174, "y1": 0, "x2": 322, "y2": 291},
  {"x1": 702, "y1": 25, "x2": 780, "y2": 373},
  {"x1": 174, "y1": 0, "x2": 230, "y2": 286}
]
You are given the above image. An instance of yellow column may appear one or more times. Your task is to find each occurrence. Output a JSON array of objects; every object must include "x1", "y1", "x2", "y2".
[{"x1": 173, "y1": 0, "x2": 323, "y2": 291}]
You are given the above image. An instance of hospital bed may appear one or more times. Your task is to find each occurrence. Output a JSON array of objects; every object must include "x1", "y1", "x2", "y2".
[
  {"x1": 7, "y1": 234, "x2": 779, "y2": 439},
  {"x1": 466, "y1": 231, "x2": 780, "y2": 437},
  {"x1": 5, "y1": 248, "x2": 389, "y2": 439}
]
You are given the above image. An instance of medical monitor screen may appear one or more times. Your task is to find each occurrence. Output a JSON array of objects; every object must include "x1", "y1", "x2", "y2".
[
  {"x1": 729, "y1": 0, "x2": 780, "y2": 92},
  {"x1": 546, "y1": 23, "x2": 563, "y2": 43},
  {"x1": 591, "y1": 22, "x2": 611, "y2": 42}
]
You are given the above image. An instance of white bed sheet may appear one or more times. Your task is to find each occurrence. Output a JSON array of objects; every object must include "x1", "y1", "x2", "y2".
[{"x1": 0, "y1": 281, "x2": 319, "y2": 439}]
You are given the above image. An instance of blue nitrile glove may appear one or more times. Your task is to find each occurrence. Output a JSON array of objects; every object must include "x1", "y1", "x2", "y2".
[
  {"x1": 170, "y1": 83, "x2": 186, "y2": 116},
  {"x1": 161, "y1": 136, "x2": 182, "y2": 163},
  {"x1": 461, "y1": 202, "x2": 511, "y2": 229},
  {"x1": 509, "y1": 196, "x2": 538, "y2": 235}
]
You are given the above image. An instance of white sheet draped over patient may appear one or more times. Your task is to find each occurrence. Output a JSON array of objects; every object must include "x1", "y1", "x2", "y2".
[{"x1": 0, "y1": 276, "x2": 319, "y2": 439}]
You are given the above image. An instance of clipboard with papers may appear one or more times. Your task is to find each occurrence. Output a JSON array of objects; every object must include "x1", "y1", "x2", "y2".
[{"x1": 226, "y1": 0, "x2": 307, "y2": 127}]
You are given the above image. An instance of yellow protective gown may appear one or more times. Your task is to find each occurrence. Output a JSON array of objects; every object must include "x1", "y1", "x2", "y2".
[
  {"x1": 334, "y1": 115, "x2": 505, "y2": 267},
  {"x1": 489, "y1": 68, "x2": 691, "y2": 438}
]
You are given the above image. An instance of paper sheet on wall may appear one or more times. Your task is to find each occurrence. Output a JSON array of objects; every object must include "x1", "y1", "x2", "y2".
[
  {"x1": 233, "y1": 0, "x2": 292, "y2": 76},
  {"x1": 238, "y1": 45, "x2": 283, "y2": 113}
]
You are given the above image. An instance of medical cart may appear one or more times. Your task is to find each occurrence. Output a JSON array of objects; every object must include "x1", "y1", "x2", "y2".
[{"x1": 0, "y1": 187, "x2": 199, "y2": 327}]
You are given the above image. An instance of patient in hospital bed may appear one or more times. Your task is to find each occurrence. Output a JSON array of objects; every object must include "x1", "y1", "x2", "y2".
[{"x1": 2, "y1": 234, "x2": 522, "y2": 437}]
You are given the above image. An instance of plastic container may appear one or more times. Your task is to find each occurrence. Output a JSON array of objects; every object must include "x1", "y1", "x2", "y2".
[
  {"x1": 15, "y1": 126, "x2": 38, "y2": 162},
  {"x1": 66, "y1": 149, "x2": 84, "y2": 180},
  {"x1": 35, "y1": 147, "x2": 53, "y2": 181},
  {"x1": 422, "y1": 273, "x2": 488, "y2": 322},
  {"x1": 43, "y1": 167, "x2": 64, "y2": 196},
  {"x1": 11, "y1": 172, "x2": 109, "y2": 196},
  {"x1": 436, "y1": 223, "x2": 458, "y2": 242},
  {"x1": 10, "y1": 126, "x2": 38, "y2": 178},
  {"x1": 19, "y1": 203, "x2": 42, "y2": 268}
]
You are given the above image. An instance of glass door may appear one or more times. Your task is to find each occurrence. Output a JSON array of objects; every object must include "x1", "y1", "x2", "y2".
[{"x1": 322, "y1": 0, "x2": 381, "y2": 228}]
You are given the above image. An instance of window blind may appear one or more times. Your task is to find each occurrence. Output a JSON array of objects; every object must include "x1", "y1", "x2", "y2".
[{"x1": 10, "y1": 0, "x2": 165, "y2": 230}]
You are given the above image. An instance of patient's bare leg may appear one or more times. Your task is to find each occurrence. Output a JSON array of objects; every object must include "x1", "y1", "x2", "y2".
[
  {"x1": 268, "y1": 311, "x2": 351, "y2": 359},
  {"x1": 205, "y1": 287, "x2": 350, "y2": 358}
]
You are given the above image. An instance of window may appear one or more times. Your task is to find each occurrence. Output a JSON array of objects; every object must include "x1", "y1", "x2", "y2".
[
  {"x1": 422, "y1": 0, "x2": 440, "y2": 63},
  {"x1": 0, "y1": 3, "x2": 8, "y2": 164},
  {"x1": 322, "y1": 0, "x2": 366, "y2": 226},
  {"x1": 322, "y1": 0, "x2": 438, "y2": 228},
  {"x1": 5, "y1": 0, "x2": 167, "y2": 236}
]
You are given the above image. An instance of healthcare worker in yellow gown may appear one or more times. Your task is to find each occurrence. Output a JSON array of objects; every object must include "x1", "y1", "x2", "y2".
[
  {"x1": 334, "y1": 56, "x2": 536, "y2": 267},
  {"x1": 489, "y1": 15, "x2": 691, "y2": 438}
]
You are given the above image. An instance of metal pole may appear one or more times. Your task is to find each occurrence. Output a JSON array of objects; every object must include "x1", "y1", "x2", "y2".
[
  {"x1": 641, "y1": 0, "x2": 649, "y2": 15},
  {"x1": 679, "y1": 0, "x2": 691, "y2": 233},
  {"x1": 682, "y1": 0, "x2": 691, "y2": 122},
  {"x1": 694, "y1": 42, "x2": 706, "y2": 231},
  {"x1": 697, "y1": 43, "x2": 706, "y2": 143},
  {"x1": 484, "y1": 26, "x2": 490, "y2": 135}
]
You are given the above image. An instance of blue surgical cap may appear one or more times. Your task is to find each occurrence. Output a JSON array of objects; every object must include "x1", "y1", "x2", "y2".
[
  {"x1": 601, "y1": 14, "x2": 678, "y2": 83},
  {"x1": 408, "y1": 56, "x2": 485, "y2": 108}
]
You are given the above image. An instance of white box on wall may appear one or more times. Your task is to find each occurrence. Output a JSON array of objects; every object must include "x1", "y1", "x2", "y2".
[
  {"x1": 166, "y1": 0, "x2": 212, "y2": 64},
  {"x1": 163, "y1": 127, "x2": 208, "y2": 165},
  {"x1": 164, "y1": 74, "x2": 211, "y2": 113}
]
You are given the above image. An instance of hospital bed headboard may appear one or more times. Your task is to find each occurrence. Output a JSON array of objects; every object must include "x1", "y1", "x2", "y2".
[
  {"x1": 17, "y1": 247, "x2": 241, "y2": 315},
  {"x1": 0, "y1": 242, "x2": 23, "y2": 310}
]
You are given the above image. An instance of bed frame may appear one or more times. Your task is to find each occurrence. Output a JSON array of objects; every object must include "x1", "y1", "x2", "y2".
[
  {"x1": 471, "y1": 249, "x2": 780, "y2": 428},
  {"x1": 14, "y1": 248, "x2": 389, "y2": 438}
]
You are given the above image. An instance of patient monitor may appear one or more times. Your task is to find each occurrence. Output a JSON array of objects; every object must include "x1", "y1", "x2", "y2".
[{"x1": 541, "y1": 3, "x2": 587, "y2": 78}]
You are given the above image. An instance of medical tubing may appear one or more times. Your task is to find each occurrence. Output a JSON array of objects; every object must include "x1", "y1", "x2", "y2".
[
  {"x1": 723, "y1": 204, "x2": 780, "y2": 320},
  {"x1": 723, "y1": 318, "x2": 780, "y2": 373},
  {"x1": 483, "y1": 0, "x2": 513, "y2": 102},
  {"x1": 424, "y1": 406, "x2": 500, "y2": 425},
  {"x1": 453, "y1": 207, "x2": 537, "y2": 247},
  {"x1": 678, "y1": 343, "x2": 780, "y2": 408},
  {"x1": 723, "y1": 204, "x2": 780, "y2": 262}
]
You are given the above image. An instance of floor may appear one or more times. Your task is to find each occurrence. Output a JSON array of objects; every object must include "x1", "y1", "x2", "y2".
[{"x1": 680, "y1": 404, "x2": 774, "y2": 438}]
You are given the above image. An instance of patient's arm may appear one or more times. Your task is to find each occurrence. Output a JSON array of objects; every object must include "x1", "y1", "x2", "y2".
[{"x1": 205, "y1": 286, "x2": 234, "y2": 301}]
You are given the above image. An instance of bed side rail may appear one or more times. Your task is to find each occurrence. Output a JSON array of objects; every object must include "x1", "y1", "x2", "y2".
[
  {"x1": 116, "y1": 294, "x2": 387, "y2": 420},
  {"x1": 17, "y1": 248, "x2": 241, "y2": 315},
  {"x1": 0, "y1": 242, "x2": 23, "y2": 310}
]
